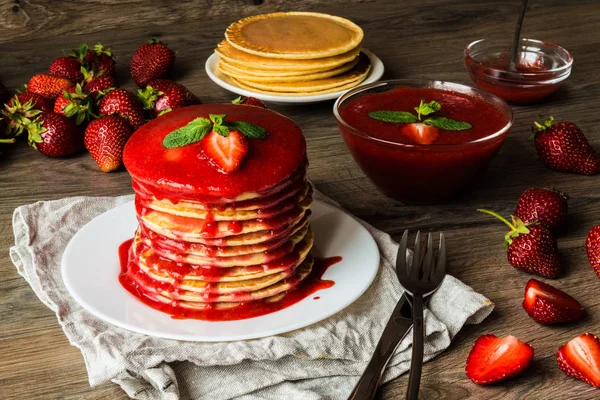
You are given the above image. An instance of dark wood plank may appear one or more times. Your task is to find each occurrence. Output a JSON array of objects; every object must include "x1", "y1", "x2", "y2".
[{"x1": 1, "y1": 0, "x2": 599, "y2": 399}]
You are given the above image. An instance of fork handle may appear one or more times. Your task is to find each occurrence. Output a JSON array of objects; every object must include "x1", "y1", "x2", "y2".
[{"x1": 406, "y1": 294, "x2": 424, "y2": 400}]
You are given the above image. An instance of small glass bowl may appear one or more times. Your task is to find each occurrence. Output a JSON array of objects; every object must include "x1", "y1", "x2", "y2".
[{"x1": 465, "y1": 38, "x2": 573, "y2": 104}]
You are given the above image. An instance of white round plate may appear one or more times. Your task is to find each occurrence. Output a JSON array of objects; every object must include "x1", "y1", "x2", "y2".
[
  {"x1": 205, "y1": 49, "x2": 384, "y2": 105},
  {"x1": 62, "y1": 199, "x2": 379, "y2": 342}
]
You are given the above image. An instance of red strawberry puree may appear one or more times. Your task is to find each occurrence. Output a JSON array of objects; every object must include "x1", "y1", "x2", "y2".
[{"x1": 120, "y1": 104, "x2": 339, "y2": 321}]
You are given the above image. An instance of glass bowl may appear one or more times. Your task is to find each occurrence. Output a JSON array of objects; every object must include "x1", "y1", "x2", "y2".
[
  {"x1": 465, "y1": 38, "x2": 573, "y2": 104},
  {"x1": 333, "y1": 79, "x2": 513, "y2": 204}
]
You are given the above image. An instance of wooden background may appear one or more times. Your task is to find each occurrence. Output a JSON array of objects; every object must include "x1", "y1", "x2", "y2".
[{"x1": 1, "y1": 0, "x2": 600, "y2": 398}]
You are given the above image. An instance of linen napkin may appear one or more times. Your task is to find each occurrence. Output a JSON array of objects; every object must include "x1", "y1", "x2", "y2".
[{"x1": 10, "y1": 189, "x2": 494, "y2": 400}]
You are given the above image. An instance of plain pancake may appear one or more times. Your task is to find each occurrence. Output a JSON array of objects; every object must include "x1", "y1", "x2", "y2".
[
  {"x1": 230, "y1": 52, "x2": 370, "y2": 93},
  {"x1": 140, "y1": 217, "x2": 309, "y2": 258},
  {"x1": 218, "y1": 57, "x2": 359, "y2": 83},
  {"x1": 229, "y1": 73, "x2": 369, "y2": 96},
  {"x1": 139, "y1": 194, "x2": 311, "y2": 240},
  {"x1": 215, "y1": 40, "x2": 361, "y2": 71},
  {"x1": 149, "y1": 227, "x2": 313, "y2": 267},
  {"x1": 141, "y1": 183, "x2": 311, "y2": 221},
  {"x1": 146, "y1": 256, "x2": 314, "y2": 303},
  {"x1": 123, "y1": 105, "x2": 306, "y2": 201},
  {"x1": 218, "y1": 59, "x2": 342, "y2": 77},
  {"x1": 225, "y1": 12, "x2": 363, "y2": 59},
  {"x1": 138, "y1": 212, "x2": 310, "y2": 247}
]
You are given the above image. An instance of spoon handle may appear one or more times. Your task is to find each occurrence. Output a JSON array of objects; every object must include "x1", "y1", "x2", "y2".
[{"x1": 509, "y1": 0, "x2": 529, "y2": 70}]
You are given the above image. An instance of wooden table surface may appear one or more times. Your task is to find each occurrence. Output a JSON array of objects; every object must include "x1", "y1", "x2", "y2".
[{"x1": 1, "y1": 0, "x2": 600, "y2": 399}]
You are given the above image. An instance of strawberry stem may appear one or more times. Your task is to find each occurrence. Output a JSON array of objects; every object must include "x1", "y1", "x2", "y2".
[
  {"x1": 0, "y1": 138, "x2": 15, "y2": 144},
  {"x1": 478, "y1": 209, "x2": 516, "y2": 230}
]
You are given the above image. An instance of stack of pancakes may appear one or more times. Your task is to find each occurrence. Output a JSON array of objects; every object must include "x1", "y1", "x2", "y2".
[
  {"x1": 215, "y1": 12, "x2": 371, "y2": 96},
  {"x1": 122, "y1": 104, "x2": 313, "y2": 314}
]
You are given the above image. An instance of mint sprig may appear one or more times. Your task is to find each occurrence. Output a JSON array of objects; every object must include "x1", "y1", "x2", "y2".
[
  {"x1": 368, "y1": 99, "x2": 472, "y2": 132},
  {"x1": 162, "y1": 117, "x2": 211, "y2": 148},
  {"x1": 162, "y1": 113, "x2": 269, "y2": 148}
]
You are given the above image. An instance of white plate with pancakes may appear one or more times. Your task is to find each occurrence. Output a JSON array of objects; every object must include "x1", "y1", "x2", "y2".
[
  {"x1": 205, "y1": 11, "x2": 384, "y2": 104},
  {"x1": 62, "y1": 199, "x2": 380, "y2": 342}
]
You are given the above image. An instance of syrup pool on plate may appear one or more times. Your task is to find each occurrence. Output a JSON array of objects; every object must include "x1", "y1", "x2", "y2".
[{"x1": 334, "y1": 80, "x2": 513, "y2": 203}]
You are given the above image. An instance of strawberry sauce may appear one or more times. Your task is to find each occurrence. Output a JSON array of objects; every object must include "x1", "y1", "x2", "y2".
[
  {"x1": 118, "y1": 239, "x2": 341, "y2": 321},
  {"x1": 123, "y1": 105, "x2": 306, "y2": 202}
]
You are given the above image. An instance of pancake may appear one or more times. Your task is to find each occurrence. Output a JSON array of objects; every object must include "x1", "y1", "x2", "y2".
[
  {"x1": 149, "y1": 227, "x2": 313, "y2": 267},
  {"x1": 218, "y1": 57, "x2": 359, "y2": 83},
  {"x1": 215, "y1": 40, "x2": 361, "y2": 71},
  {"x1": 140, "y1": 217, "x2": 309, "y2": 258},
  {"x1": 139, "y1": 194, "x2": 312, "y2": 240},
  {"x1": 219, "y1": 59, "x2": 341, "y2": 77},
  {"x1": 225, "y1": 12, "x2": 363, "y2": 59},
  {"x1": 229, "y1": 74, "x2": 368, "y2": 96},
  {"x1": 137, "y1": 256, "x2": 314, "y2": 304},
  {"x1": 230, "y1": 52, "x2": 370, "y2": 93},
  {"x1": 141, "y1": 183, "x2": 311, "y2": 221}
]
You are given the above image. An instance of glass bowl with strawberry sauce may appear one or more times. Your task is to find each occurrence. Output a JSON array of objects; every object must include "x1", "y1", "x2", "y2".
[
  {"x1": 465, "y1": 38, "x2": 573, "y2": 104},
  {"x1": 334, "y1": 80, "x2": 513, "y2": 204}
]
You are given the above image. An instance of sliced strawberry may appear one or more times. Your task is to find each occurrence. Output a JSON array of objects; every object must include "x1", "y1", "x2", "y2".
[
  {"x1": 401, "y1": 123, "x2": 439, "y2": 145},
  {"x1": 523, "y1": 279, "x2": 584, "y2": 324},
  {"x1": 201, "y1": 130, "x2": 248, "y2": 173},
  {"x1": 465, "y1": 334, "x2": 534, "y2": 385},
  {"x1": 557, "y1": 333, "x2": 600, "y2": 387}
]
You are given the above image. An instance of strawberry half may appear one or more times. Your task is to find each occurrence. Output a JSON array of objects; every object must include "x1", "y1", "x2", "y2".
[
  {"x1": 201, "y1": 130, "x2": 248, "y2": 173},
  {"x1": 557, "y1": 333, "x2": 600, "y2": 387},
  {"x1": 401, "y1": 123, "x2": 439, "y2": 145},
  {"x1": 523, "y1": 279, "x2": 584, "y2": 324},
  {"x1": 586, "y1": 224, "x2": 600, "y2": 278},
  {"x1": 466, "y1": 334, "x2": 534, "y2": 385},
  {"x1": 514, "y1": 188, "x2": 568, "y2": 232}
]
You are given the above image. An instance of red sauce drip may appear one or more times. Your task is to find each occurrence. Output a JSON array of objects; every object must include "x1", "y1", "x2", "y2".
[
  {"x1": 313, "y1": 296, "x2": 320, "y2": 300},
  {"x1": 228, "y1": 220, "x2": 243, "y2": 234},
  {"x1": 119, "y1": 238, "x2": 341, "y2": 321}
]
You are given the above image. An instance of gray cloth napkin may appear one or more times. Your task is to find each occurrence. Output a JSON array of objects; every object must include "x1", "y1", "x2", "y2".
[{"x1": 10, "y1": 190, "x2": 494, "y2": 400}]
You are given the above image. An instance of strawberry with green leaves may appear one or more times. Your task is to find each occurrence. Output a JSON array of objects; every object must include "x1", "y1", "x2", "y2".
[
  {"x1": 85, "y1": 115, "x2": 134, "y2": 172},
  {"x1": 534, "y1": 116, "x2": 600, "y2": 175},
  {"x1": 28, "y1": 74, "x2": 73, "y2": 100},
  {"x1": 130, "y1": 38, "x2": 175, "y2": 87},
  {"x1": 48, "y1": 56, "x2": 84, "y2": 83},
  {"x1": 98, "y1": 89, "x2": 145, "y2": 130},
  {"x1": 514, "y1": 188, "x2": 569, "y2": 232},
  {"x1": 137, "y1": 79, "x2": 201, "y2": 117},
  {"x1": 23, "y1": 112, "x2": 84, "y2": 157},
  {"x1": 368, "y1": 99, "x2": 472, "y2": 145},
  {"x1": 479, "y1": 209, "x2": 561, "y2": 278},
  {"x1": 70, "y1": 43, "x2": 117, "y2": 79},
  {"x1": 83, "y1": 73, "x2": 116, "y2": 98},
  {"x1": 232, "y1": 96, "x2": 266, "y2": 108},
  {"x1": 54, "y1": 84, "x2": 97, "y2": 125},
  {"x1": 162, "y1": 113, "x2": 268, "y2": 173}
]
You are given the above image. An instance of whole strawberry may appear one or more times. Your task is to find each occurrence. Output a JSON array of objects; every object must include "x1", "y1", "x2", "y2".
[
  {"x1": 523, "y1": 279, "x2": 584, "y2": 324},
  {"x1": 586, "y1": 224, "x2": 600, "y2": 278},
  {"x1": 7, "y1": 92, "x2": 53, "y2": 113},
  {"x1": 28, "y1": 74, "x2": 73, "y2": 100},
  {"x1": 137, "y1": 79, "x2": 200, "y2": 117},
  {"x1": 2, "y1": 93, "x2": 54, "y2": 137},
  {"x1": 83, "y1": 74, "x2": 116, "y2": 98},
  {"x1": 232, "y1": 96, "x2": 266, "y2": 108},
  {"x1": 71, "y1": 43, "x2": 117, "y2": 79},
  {"x1": 54, "y1": 84, "x2": 97, "y2": 125},
  {"x1": 130, "y1": 38, "x2": 175, "y2": 87},
  {"x1": 514, "y1": 188, "x2": 568, "y2": 232},
  {"x1": 534, "y1": 116, "x2": 600, "y2": 175},
  {"x1": 98, "y1": 89, "x2": 145, "y2": 130},
  {"x1": 0, "y1": 80, "x2": 11, "y2": 105},
  {"x1": 479, "y1": 209, "x2": 561, "y2": 278},
  {"x1": 85, "y1": 115, "x2": 133, "y2": 172},
  {"x1": 49, "y1": 56, "x2": 84, "y2": 83},
  {"x1": 24, "y1": 112, "x2": 84, "y2": 157}
]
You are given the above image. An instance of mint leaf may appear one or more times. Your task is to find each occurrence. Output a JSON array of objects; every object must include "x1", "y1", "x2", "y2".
[
  {"x1": 368, "y1": 111, "x2": 418, "y2": 124},
  {"x1": 423, "y1": 116, "x2": 472, "y2": 130},
  {"x1": 213, "y1": 124, "x2": 230, "y2": 137},
  {"x1": 209, "y1": 114, "x2": 227, "y2": 126},
  {"x1": 162, "y1": 117, "x2": 211, "y2": 148},
  {"x1": 226, "y1": 121, "x2": 268, "y2": 139},
  {"x1": 414, "y1": 99, "x2": 441, "y2": 120}
]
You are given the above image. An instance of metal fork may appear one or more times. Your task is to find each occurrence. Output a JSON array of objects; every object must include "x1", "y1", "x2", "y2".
[{"x1": 397, "y1": 230, "x2": 447, "y2": 400}]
